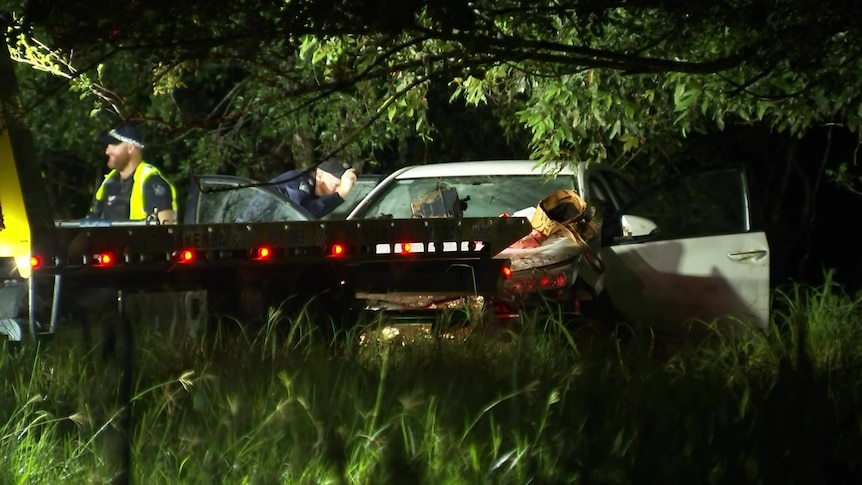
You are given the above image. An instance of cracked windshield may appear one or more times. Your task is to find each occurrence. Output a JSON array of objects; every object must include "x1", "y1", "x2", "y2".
[{"x1": 364, "y1": 175, "x2": 575, "y2": 219}]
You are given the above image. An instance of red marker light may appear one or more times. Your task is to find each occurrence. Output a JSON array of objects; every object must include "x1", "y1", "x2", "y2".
[
  {"x1": 330, "y1": 244, "x2": 345, "y2": 257},
  {"x1": 502, "y1": 266, "x2": 513, "y2": 280},
  {"x1": 30, "y1": 256, "x2": 42, "y2": 269},
  {"x1": 255, "y1": 246, "x2": 272, "y2": 260},
  {"x1": 179, "y1": 250, "x2": 195, "y2": 263},
  {"x1": 97, "y1": 253, "x2": 114, "y2": 266},
  {"x1": 539, "y1": 276, "x2": 550, "y2": 287},
  {"x1": 402, "y1": 243, "x2": 411, "y2": 253},
  {"x1": 555, "y1": 273, "x2": 567, "y2": 287}
]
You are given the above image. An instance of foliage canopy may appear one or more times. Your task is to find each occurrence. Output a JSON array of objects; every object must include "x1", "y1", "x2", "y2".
[{"x1": 2, "y1": 0, "x2": 861, "y2": 185}]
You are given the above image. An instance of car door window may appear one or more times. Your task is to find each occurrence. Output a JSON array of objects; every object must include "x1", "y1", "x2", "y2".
[
  {"x1": 602, "y1": 170, "x2": 640, "y2": 208},
  {"x1": 231, "y1": 187, "x2": 309, "y2": 222},
  {"x1": 588, "y1": 176, "x2": 609, "y2": 205},
  {"x1": 587, "y1": 174, "x2": 621, "y2": 232},
  {"x1": 195, "y1": 178, "x2": 311, "y2": 223},
  {"x1": 615, "y1": 169, "x2": 750, "y2": 241}
]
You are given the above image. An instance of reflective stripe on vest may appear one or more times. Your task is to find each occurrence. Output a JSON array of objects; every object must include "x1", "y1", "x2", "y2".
[{"x1": 95, "y1": 162, "x2": 178, "y2": 220}]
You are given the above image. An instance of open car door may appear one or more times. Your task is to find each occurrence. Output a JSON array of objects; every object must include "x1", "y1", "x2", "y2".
[
  {"x1": 184, "y1": 175, "x2": 314, "y2": 224},
  {"x1": 593, "y1": 169, "x2": 770, "y2": 333}
]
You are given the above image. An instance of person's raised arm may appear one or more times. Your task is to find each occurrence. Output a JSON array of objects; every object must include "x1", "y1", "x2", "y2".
[{"x1": 336, "y1": 168, "x2": 357, "y2": 199}]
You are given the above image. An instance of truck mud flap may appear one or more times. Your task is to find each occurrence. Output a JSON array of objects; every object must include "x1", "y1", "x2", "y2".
[
  {"x1": 0, "y1": 280, "x2": 27, "y2": 318},
  {"x1": 0, "y1": 280, "x2": 27, "y2": 341}
]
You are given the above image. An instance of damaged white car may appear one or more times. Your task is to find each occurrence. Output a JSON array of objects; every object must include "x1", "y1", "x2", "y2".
[{"x1": 347, "y1": 160, "x2": 771, "y2": 333}]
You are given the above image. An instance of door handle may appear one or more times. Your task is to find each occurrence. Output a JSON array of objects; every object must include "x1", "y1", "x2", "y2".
[{"x1": 727, "y1": 250, "x2": 768, "y2": 262}]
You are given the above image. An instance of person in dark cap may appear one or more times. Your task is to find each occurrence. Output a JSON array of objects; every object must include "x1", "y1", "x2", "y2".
[
  {"x1": 268, "y1": 157, "x2": 357, "y2": 218},
  {"x1": 87, "y1": 122, "x2": 178, "y2": 224}
]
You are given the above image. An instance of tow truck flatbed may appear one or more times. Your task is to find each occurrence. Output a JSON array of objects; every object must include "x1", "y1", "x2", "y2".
[{"x1": 0, "y1": 42, "x2": 529, "y2": 342}]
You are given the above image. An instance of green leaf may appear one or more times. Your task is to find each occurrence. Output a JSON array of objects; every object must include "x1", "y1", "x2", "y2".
[
  {"x1": 298, "y1": 36, "x2": 318, "y2": 61},
  {"x1": 674, "y1": 86, "x2": 701, "y2": 113},
  {"x1": 610, "y1": 119, "x2": 621, "y2": 138},
  {"x1": 620, "y1": 132, "x2": 640, "y2": 152},
  {"x1": 571, "y1": 110, "x2": 581, "y2": 129},
  {"x1": 673, "y1": 83, "x2": 686, "y2": 108},
  {"x1": 534, "y1": 119, "x2": 546, "y2": 140},
  {"x1": 756, "y1": 101, "x2": 770, "y2": 120}
]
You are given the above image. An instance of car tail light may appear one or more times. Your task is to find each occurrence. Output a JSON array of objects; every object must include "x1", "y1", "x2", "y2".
[
  {"x1": 554, "y1": 273, "x2": 567, "y2": 287},
  {"x1": 514, "y1": 279, "x2": 534, "y2": 292},
  {"x1": 504, "y1": 264, "x2": 572, "y2": 296},
  {"x1": 536, "y1": 273, "x2": 567, "y2": 288},
  {"x1": 30, "y1": 256, "x2": 42, "y2": 269},
  {"x1": 502, "y1": 265, "x2": 512, "y2": 279}
]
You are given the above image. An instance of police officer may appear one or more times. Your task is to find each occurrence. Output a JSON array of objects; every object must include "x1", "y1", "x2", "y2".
[
  {"x1": 88, "y1": 123, "x2": 177, "y2": 224},
  {"x1": 270, "y1": 157, "x2": 357, "y2": 218}
]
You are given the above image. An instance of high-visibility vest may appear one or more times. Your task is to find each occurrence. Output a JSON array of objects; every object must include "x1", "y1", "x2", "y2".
[{"x1": 95, "y1": 162, "x2": 178, "y2": 220}]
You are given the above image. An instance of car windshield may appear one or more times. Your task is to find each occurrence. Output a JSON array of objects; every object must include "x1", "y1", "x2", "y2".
[
  {"x1": 360, "y1": 174, "x2": 576, "y2": 219},
  {"x1": 322, "y1": 175, "x2": 381, "y2": 220}
]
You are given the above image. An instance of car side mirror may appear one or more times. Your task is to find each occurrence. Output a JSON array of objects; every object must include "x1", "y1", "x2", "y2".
[{"x1": 620, "y1": 214, "x2": 659, "y2": 238}]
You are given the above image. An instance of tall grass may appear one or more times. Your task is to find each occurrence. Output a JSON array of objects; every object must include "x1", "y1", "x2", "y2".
[{"x1": 2, "y1": 279, "x2": 862, "y2": 483}]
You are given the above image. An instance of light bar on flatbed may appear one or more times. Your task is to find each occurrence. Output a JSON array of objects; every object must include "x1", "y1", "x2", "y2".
[{"x1": 29, "y1": 217, "x2": 530, "y2": 273}]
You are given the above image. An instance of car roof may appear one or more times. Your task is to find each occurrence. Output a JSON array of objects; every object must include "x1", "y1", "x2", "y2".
[{"x1": 391, "y1": 160, "x2": 576, "y2": 179}]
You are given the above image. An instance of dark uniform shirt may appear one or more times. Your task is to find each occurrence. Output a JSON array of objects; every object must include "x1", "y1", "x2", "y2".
[{"x1": 90, "y1": 172, "x2": 173, "y2": 221}]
